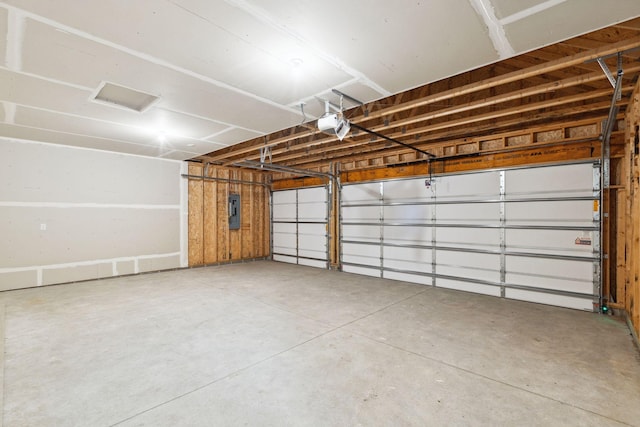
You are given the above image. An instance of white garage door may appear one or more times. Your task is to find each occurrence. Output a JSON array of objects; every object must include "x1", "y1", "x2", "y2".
[
  {"x1": 341, "y1": 162, "x2": 600, "y2": 311},
  {"x1": 272, "y1": 187, "x2": 329, "y2": 268}
]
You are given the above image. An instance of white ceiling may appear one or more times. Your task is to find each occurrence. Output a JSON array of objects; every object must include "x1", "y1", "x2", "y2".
[{"x1": 0, "y1": 0, "x2": 639, "y2": 161}]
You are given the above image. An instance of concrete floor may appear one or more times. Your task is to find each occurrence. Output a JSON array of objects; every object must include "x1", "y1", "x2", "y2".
[{"x1": 0, "y1": 261, "x2": 639, "y2": 426}]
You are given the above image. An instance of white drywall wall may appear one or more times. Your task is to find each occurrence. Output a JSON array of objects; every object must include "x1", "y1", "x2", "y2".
[{"x1": 0, "y1": 139, "x2": 186, "y2": 290}]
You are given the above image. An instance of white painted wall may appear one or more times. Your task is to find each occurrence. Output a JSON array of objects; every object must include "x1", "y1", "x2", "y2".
[{"x1": 0, "y1": 139, "x2": 187, "y2": 290}]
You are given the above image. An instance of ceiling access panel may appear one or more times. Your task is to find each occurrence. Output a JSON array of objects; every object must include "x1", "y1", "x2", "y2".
[
  {"x1": 8, "y1": 0, "x2": 354, "y2": 104},
  {"x1": 0, "y1": 71, "x2": 229, "y2": 151},
  {"x1": 18, "y1": 18, "x2": 302, "y2": 134}
]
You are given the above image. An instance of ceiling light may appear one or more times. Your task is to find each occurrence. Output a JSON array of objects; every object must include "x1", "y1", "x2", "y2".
[
  {"x1": 157, "y1": 131, "x2": 167, "y2": 143},
  {"x1": 290, "y1": 57, "x2": 304, "y2": 79}
]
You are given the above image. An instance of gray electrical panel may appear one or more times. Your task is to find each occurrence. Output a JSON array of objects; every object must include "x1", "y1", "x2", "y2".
[{"x1": 229, "y1": 194, "x2": 240, "y2": 230}]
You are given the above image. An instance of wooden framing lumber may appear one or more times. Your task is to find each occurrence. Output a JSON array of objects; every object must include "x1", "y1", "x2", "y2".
[
  {"x1": 198, "y1": 35, "x2": 640, "y2": 165},
  {"x1": 186, "y1": 164, "x2": 270, "y2": 266}
]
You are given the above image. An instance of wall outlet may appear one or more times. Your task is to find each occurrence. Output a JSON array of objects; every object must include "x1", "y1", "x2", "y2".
[{"x1": 40, "y1": 223, "x2": 47, "y2": 231}]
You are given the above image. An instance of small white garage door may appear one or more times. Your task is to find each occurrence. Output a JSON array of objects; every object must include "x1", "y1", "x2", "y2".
[
  {"x1": 272, "y1": 186, "x2": 329, "y2": 268},
  {"x1": 341, "y1": 162, "x2": 600, "y2": 311}
]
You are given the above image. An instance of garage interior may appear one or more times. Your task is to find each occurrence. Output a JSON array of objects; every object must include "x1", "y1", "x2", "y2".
[{"x1": 2, "y1": 1, "x2": 640, "y2": 425}]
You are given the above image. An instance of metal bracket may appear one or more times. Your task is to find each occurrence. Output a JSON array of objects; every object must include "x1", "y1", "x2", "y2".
[
  {"x1": 598, "y1": 52, "x2": 624, "y2": 191},
  {"x1": 596, "y1": 57, "x2": 617, "y2": 88},
  {"x1": 259, "y1": 146, "x2": 272, "y2": 164},
  {"x1": 596, "y1": 52, "x2": 623, "y2": 99}
]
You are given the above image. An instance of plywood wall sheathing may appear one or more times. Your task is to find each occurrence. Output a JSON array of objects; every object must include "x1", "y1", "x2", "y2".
[
  {"x1": 203, "y1": 166, "x2": 218, "y2": 264},
  {"x1": 623, "y1": 78, "x2": 640, "y2": 337},
  {"x1": 616, "y1": 189, "x2": 626, "y2": 307},
  {"x1": 216, "y1": 168, "x2": 230, "y2": 262},
  {"x1": 186, "y1": 164, "x2": 270, "y2": 267},
  {"x1": 228, "y1": 169, "x2": 241, "y2": 260},
  {"x1": 241, "y1": 171, "x2": 253, "y2": 259},
  {"x1": 188, "y1": 163, "x2": 204, "y2": 266}
]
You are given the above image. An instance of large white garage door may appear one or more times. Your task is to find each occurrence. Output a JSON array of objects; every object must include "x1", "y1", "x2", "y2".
[
  {"x1": 272, "y1": 187, "x2": 329, "y2": 268},
  {"x1": 341, "y1": 162, "x2": 600, "y2": 311}
]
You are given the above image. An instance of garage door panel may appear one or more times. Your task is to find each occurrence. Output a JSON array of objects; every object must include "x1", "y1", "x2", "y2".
[
  {"x1": 383, "y1": 204, "x2": 431, "y2": 221},
  {"x1": 299, "y1": 233, "x2": 326, "y2": 252},
  {"x1": 272, "y1": 222, "x2": 295, "y2": 234},
  {"x1": 273, "y1": 187, "x2": 328, "y2": 268},
  {"x1": 298, "y1": 203, "x2": 326, "y2": 221},
  {"x1": 298, "y1": 249, "x2": 326, "y2": 260},
  {"x1": 338, "y1": 163, "x2": 599, "y2": 311},
  {"x1": 298, "y1": 223, "x2": 326, "y2": 237},
  {"x1": 506, "y1": 229, "x2": 594, "y2": 255},
  {"x1": 298, "y1": 258, "x2": 328, "y2": 268},
  {"x1": 383, "y1": 246, "x2": 432, "y2": 273},
  {"x1": 437, "y1": 251, "x2": 500, "y2": 270},
  {"x1": 506, "y1": 256, "x2": 593, "y2": 281},
  {"x1": 273, "y1": 254, "x2": 297, "y2": 264},
  {"x1": 298, "y1": 187, "x2": 326, "y2": 203},
  {"x1": 435, "y1": 278, "x2": 501, "y2": 297},
  {"x1": 506, "y1": 163, "x2": 594, "y2": 196},
  {"x1": 272, "y1": 190, "x2": 297, "y2": 204},
  {"x1": 342, "y1": 243, "x2": 379, "y2": 267},
  {"x1": 343, "y1": 224, "x2": 379, "y2": 242},
  {"x1": 273, "y1": 230, "x2": 296, "y2": 251},
  {"x1": 384, "y1": 179, "x2": 433, "y2": 202},
  {"x1": 506, "y1": 200, "x2": 594, "y2": 223},
  {"x1": 505, "y1": 273, "x2": 593, "y2": 295},
  {"x1": 298, "y1": 240, "x2": 325, "y2": 254},
  {"x1": 342, "y1": 205, "x2": 379, "y2": 221},
  {"x1": 505, "y1": 289, "x2": 592, "y2": 311},
  {"x1": 272, "y1": 241, "x2": 296, "y2": 256},
  {"x1": 383, "y1": 271, "x2": 431, "y2": 285},
  {"x1": 383, "y1": 225, "x2": 432, "y2": 245},
  {"x1": 437, "y1": 265, "x2": 500, "y2": 283},
  {"x1": 436, "y1": 203, "x2": 499, "y2": 222},
  {"x1": 343, "y1": 264, "x2": 380, "y2": 277},
  {"x1": 435, "y1": 172, "x2": 500, "y2": 199},
  {"x1": 436, "y1": 227, "x2": 500, "y2": 247},
  {"x1": 342, "y1": 183, "x2": 380, "y2": 203},
  {"x1": 272, "y1": 203, "x2": 296, "y2": 221}
]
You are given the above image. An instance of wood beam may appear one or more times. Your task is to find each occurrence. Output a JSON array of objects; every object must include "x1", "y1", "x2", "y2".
[
  {"x1": 265, "y1": 86, "x2": 631, "y2": 168},
  {"x1": 197, "y1": 36, "x2": 640, "y2": 164}
]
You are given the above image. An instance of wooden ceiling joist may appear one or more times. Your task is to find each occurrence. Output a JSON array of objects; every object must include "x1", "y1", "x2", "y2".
[
  {"x1": 193, "y1": 19, "x2": 640, "y2": 178},
  {"x1": 242, "y1": 85, "x2": 632, "y2": 166}
]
